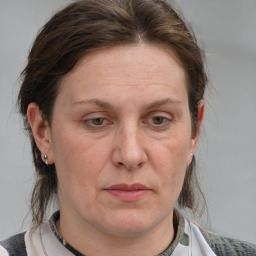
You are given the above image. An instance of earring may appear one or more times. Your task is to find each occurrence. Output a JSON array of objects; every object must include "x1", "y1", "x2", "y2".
[
  {"x1": 187, "y1": 153, "x2": 194, "y2": 168},
  {"x1": 44, "y1": 154, "x2": 48, "y2": 165}
]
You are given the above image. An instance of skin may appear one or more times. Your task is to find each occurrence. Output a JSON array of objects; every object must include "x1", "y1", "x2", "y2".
[{"x1": 27, "y1": 43, "x2": 204, "y2": 256}]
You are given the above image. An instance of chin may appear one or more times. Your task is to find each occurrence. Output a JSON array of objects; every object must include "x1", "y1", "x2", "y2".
[{"x1": 100, "y1": 211, "x2": 161, "y2": 238}]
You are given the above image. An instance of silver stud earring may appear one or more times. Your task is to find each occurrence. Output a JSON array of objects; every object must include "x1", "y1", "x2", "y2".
[
  {"x1": 44, "y1": 154, "x2": 48, "y2": 165},
  {"x1": 190, "y1": 153, "x2": 193, "y2": 157}
]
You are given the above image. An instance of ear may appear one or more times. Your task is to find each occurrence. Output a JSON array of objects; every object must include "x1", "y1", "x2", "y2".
[
  {"x1": 27, "y1": 102, "x2": 54, "y2": 164},
  {"x1": 188, "y1": 100, "x2": 205, "y2": 163}
]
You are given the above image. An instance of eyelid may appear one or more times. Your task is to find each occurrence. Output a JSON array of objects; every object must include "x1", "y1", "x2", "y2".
[
  {"x1": 82, "y1": 111, "x2": 108, "y2": 118},
  {"x1": 144, "y1": 111, "x2": 173, "y2": 120}
]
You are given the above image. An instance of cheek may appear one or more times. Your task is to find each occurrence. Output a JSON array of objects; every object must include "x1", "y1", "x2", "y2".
[
  {"x1": 153, "y1": 136, "x2": 191, "y2": 167},
  {"x1": 51, "y1": 126, "x2": 110, "y2": 193},
  {"x1": 149, "y1": 134, "x2": 191, "y2": 190}
]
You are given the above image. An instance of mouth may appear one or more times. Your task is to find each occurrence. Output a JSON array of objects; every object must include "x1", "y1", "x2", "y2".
[{"x1": 104, "y1": 183, "x2": 152, "y2": 202}]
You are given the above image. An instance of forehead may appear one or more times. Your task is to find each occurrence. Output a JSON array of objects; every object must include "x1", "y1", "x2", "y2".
[{"x1": 57, "y1": 43, "x2": 188, "y2": 106}]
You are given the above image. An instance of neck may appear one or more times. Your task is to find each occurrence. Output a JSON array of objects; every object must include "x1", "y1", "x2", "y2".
[{"x1": 56, "y1": 211, "x2": 176, "y2": 256}]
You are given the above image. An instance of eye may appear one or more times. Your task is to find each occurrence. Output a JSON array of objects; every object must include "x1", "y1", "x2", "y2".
[
  {"x1": 83, "y1": 117, "x2": 110, "y2": 128},
  {"x1": 82, "y1": 111, "x2": 115, "y2": 130},
  {"x1": 151, "y1": 116, "x2": 167, "y2": 125},
  {"x1": 90, "y1": 118, "x2": 105, "y2": 126},
  {"x1": 144, "y1": 113, "x2": 172, "y2": 128}
]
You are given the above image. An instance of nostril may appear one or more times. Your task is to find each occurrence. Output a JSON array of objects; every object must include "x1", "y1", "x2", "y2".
[
  {"x1": 118, "y1": 162, "x2": 124, "y2": 167},
  {"x1": 136, "y1": 162, "x2": 143, "y2": 168},
  {"x1": 116, "y1": 161, "x2": 143, "y2": 170}
]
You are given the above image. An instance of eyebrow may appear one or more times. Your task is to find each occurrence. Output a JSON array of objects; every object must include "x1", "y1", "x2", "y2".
[
  {"x1": 144, "y1": 98, "x2": 181, "y2": 109},
  {"x1": 72, "y1": 99, "x2": 114, "y2": 109},
  {"x1": 71, "y1": 97, "x2": 181, "y2": 109}
]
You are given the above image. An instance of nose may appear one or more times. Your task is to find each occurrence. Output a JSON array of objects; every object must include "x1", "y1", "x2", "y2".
[{"x1": 111, "y1": 124, "x2": 147, "y2": 170}]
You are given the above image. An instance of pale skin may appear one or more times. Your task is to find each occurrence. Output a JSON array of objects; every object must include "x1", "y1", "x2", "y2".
[{"x1": 27, "y1": 43, "x2": 204, "y2": 256}]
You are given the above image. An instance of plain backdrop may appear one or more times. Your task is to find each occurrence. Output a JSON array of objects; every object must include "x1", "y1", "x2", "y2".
[{"x1": 0, "y1": 0, "x2": 255, "y2": 243}]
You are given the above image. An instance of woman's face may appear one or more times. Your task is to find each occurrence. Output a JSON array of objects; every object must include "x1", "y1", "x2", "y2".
[{"x1": 47, "y1": 44, "x2": 202, "y2": 237}]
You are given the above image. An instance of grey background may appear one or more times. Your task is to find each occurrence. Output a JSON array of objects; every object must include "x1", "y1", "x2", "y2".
[{"x1": 0, "y1": 0, "x2": 255, "y2": 243}]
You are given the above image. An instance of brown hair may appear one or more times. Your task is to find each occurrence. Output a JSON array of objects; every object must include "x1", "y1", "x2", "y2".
[{"x1": 18, "y1": 0, "x2": 208, "y2": 226}]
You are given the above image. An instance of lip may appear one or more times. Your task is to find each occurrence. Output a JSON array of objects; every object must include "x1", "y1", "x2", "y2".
[{"x1": 104, "y1": 183, "x2": 152, "y2": 201}]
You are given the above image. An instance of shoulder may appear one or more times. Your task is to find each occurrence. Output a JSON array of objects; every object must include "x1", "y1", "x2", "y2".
[
  {"x1": 0, "y1": 232, "x2": 27, "y2": 256},
  {"x1": 200, "y1": 228, "x2": 256, "y2": 256}
]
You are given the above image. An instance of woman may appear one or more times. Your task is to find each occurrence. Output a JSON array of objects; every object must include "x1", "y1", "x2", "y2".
[{"x1": 1, "y1": 0, "x2": 255, "y2": 255}]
